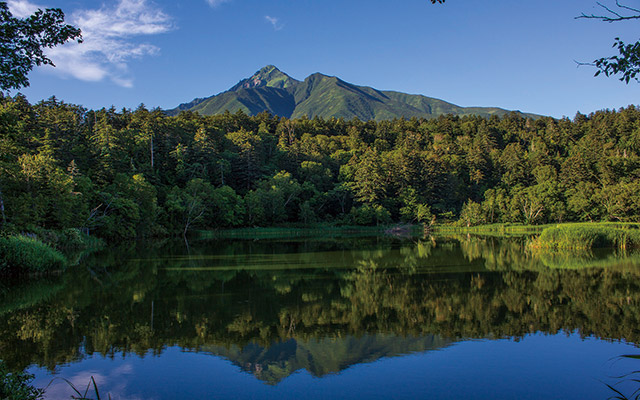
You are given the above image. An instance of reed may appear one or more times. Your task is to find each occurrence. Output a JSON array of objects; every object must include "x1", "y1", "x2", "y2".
[
  {"x1": 529, "y1": 223, "x2": 640, "y2": 250},
  {"x1": 434, "y1": 223, "x2": 547, "y2": 235},
  {"x1": 57, "y1": 376, "x2": 110, "y2": 400}
]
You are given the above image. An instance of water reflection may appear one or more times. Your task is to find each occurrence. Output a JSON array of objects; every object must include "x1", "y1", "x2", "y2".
[{"x1": 1, "y1": 235, "x2": 640, "y2": 385}]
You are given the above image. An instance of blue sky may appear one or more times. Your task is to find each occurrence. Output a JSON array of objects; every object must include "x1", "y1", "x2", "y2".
[{"x1": 7, "y1": 0, "x2": 640, "y2": 118}]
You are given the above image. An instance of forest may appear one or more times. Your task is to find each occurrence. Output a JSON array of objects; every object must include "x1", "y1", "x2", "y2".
[{"x1": 1, "y1": 93, "x2": 640, "y2": 241}]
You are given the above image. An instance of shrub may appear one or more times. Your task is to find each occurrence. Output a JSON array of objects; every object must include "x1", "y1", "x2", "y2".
[
  {"x1": 0, "y1": 361, "x2": 44, "y2": 400},
  {"x1": 29, "y1": 228, "x2": 104, "y2": 250},
  {"x1": 351, "y1": 205, "x2": 391, "y2": 226}
]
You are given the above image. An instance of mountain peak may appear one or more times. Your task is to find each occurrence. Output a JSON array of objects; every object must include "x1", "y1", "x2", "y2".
[
  {"x1": 168, "y1": 67, "x2": 541, "y2": 120},
  {"x1": 229, "y1": 65, "x2": 299, "y2": 91},
  {"x1": 258, "y1": 64, "x2": 279, "y2": 73}
]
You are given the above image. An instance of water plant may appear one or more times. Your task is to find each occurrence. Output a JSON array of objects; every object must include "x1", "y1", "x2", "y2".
[
  {"x1": 57, "y1": 376, "x2": 110, "y2": 400},
  {"x1": 604, "y1": 355, "x2": 640, "y2": 400}
]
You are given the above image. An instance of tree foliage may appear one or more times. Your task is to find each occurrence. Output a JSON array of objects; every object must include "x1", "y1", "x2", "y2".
[
  {"x1": 0, "y1": 2, "x2": 81, "y2": 91},
  {"x1": 2, "y1": 95, "x2": 640, "y2": 238},
  {"x1": 577, "y1": 1, "x2": 640, "y2": 83},
  {"x1": 431, "y1": 0, "x2": 640, "y2": 83}
]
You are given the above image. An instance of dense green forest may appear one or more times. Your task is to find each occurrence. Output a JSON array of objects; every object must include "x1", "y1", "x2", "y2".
[{"x1": 1, "y1": 93, "x2": 640, "y2": 240}]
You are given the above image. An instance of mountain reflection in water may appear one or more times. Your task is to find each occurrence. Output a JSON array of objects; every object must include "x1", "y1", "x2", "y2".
[{"x1": 1, "y1": 235, "x2": 640, "y2": 388}]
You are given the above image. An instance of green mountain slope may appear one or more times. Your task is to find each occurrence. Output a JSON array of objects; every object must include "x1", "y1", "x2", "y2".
[
  {"x1": 189, "y1": 86, "x2": 296, "y2": 117},
  {"x1": 168, "y1": 65, "x2": 540, "y2": 120}
]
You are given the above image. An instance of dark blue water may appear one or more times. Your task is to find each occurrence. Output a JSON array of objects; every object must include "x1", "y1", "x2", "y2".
[{"x1": 30, "y1": 334, "x2": 638, "y2": 399}]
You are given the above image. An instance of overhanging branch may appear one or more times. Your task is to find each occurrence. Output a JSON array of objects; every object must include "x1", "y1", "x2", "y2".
[{"x1": 576, "y1": 0, "x2": 640, "y2": 22}]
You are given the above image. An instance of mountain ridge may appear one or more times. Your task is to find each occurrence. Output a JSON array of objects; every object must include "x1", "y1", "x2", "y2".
[{"x1": 168, "y1": 66, "x2": 540, "y2": 120}]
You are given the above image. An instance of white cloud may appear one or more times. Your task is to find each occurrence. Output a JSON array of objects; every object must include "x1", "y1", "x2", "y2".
[
  {"x1": 206, "y1": 0, "x2": 231, "y2": 7},
  {"x1": 265, "y1": 15, "x2": 283, "y2": 31},
  {"x1": 42, "y1": 372, "x2": 107, "y2": 399},
  {"x1": 9, "y1": 0, "x2": 173, "y2": 88},
  {"x1": 41, "y1": 365, "x2": 151, "y2": 400},
  {"x1": 6, "y1": 0, "x2": 38, "y2": 18}
]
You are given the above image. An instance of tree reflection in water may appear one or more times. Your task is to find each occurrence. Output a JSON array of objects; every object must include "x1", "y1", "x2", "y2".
[{"x1": 1, "y1": 235, "x2": 640, "y2": 385}]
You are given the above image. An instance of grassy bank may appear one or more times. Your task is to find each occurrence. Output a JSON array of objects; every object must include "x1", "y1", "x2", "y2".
[
  {"x1": 529, "y1": 223, "x2": 640, "y2": 250},
  {"x1": 201, "y1": 223, "x2": 548, "y2": 240},
  {"x1": 198, "y1": 224, "x2": 419, "y2": 240},
  {"x1": 433, "y1": 223, "x2": 548, "y2": 236},
  {"x1": 0, "y1": 235, "x2": 66, "y2": 274},
  {"x1": 0, "y1": 229, "x2": 104, "y2": 275}
]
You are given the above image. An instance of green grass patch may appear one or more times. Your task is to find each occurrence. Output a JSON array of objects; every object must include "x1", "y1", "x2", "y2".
[
  {"x1": 0, "y1": 235, "x2": 67, "y2": 274},
  {"x1": 197, "y1": 225, "x2": 407, "y2": 240},
  {"x1": 530, "y1": 223, "x2": 640, "y2": 250},
  {"x1": 433, "y1": 223, "x2": 548, "y2": 236}
]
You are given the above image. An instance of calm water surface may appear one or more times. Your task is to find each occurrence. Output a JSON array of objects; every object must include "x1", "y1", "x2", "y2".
[{"x1": 2, "y1": 234, "x2": 640, "y2": 399}]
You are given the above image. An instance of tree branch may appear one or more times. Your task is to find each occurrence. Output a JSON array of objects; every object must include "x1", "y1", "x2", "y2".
[{"x1": 576, "y1": 1, "x2": 640, "y2": 22}]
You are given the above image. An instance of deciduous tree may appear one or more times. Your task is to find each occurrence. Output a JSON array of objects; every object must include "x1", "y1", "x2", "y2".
[{"x1": 0, "y1": 2, "x2": 81, "y2": 91}]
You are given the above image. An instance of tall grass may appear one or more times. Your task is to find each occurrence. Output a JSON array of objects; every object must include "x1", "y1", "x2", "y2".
[
  {"x1": 434, "y1": 223, "x2": 548, "y2": 235},
  {"x1": 529, "y1": 223, "x2": 640, "y2": 250},
  {"x1": 0, "y1": 235, "x2": 66, "y2": 274}
]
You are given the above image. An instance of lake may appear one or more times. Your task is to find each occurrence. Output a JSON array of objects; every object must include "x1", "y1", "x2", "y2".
[{"x1": 2, "y1": 233, "x2": 640, "y2": 399}]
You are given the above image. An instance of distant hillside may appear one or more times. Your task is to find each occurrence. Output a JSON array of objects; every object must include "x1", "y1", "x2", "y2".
[{"x1": 168, "y1": 65, "x2": 540, "y2": 120}]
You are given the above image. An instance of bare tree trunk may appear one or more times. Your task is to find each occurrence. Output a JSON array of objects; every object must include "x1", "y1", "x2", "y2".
[
  {"x1": 0, "y1": 185, "x2": 6, "y2": 226},
  {"x1": 247, "y1": 149, "x2": 252, "y2": 191},
  {"x1": 150, "y1": 134, "x2": 154, "y2": 169},
  {"x1": 183, "y1": 195, "x2": 205, "y2": 238}
]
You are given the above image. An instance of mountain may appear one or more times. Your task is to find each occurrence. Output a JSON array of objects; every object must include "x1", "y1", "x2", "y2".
[
  {"x1": 201, "y1": 334, "x2": 451, "y2": 384},
  {"x1": 168, "y1": 65, "x2": 540, "y2": 120}
]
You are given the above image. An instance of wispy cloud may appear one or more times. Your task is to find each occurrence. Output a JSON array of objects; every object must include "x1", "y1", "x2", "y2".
[
  {"x1": 6, "y1": 0, "x2": 38, "y2": 17},
  {"x1": 265, "y1": 15, "x2": 283, "y2": 31},
  {"x1": 41, "y1": 364, "x2": 151, "y2": 400},
  {"x1": 7, "y1": 0, "x2": 173, "y2": 88},
  {"x1": 206, "y1": 0, "x2": 231, "y2": 7}
]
